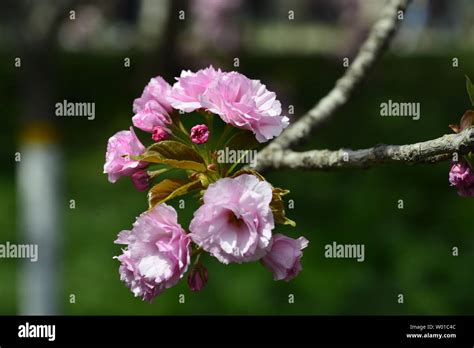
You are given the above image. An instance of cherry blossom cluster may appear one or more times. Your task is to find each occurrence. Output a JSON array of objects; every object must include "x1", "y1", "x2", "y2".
[{"x1": 104, "y1": 66, "x2": 308, "y2": 301}]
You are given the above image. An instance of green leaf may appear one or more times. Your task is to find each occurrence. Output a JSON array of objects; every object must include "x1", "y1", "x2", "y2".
[
  {"x1": 270, "y1": 187, "x2": 296, "y2": 227},
  {"x1": 148, "y1": 141, "x2": 205, "y2": 163},
  {"x1": 136, "y1": 141, "x2": 206, "y2": 172},
  {"x1": 148, "y1": 178, "x2": 202, "y2": 208},
  {"x1": 466, "y1": 75, "x2": 474, "y2": 106}
]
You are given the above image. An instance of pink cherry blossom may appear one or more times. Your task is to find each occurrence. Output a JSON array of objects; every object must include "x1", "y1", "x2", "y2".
[
  {"x1": 104, "y1": 127, "x2": 146, "y2": 183},
  {"x1": 261, "y1": 234, "x2": 309, "y2": 281},
  {"x1": 115, "y1": 204, "x2": 191, "y2": 302},
  {"x1": 189, "y1": 174, "x2": 274, "y2": 264},
  {"x1": 131, "y1": 170, "x2": 150, "y2": 191},
  {"x1": 449, "y1": 160, "x2": 474, "y2": 197},
  {"x1": 132, "y1": 76, "x2": 172, "y2": 133},
  {"x1": 200, "y1": 71, "x2": 289, "y2": 143},
  {"x1": 190, "y1": 124, "x2": 209, "y2": 144},
  {"x1": 168, "y1": 66, "x2": 221, "y2": 112}
]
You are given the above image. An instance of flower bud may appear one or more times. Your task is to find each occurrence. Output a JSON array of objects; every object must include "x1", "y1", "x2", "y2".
[
  {"x1": 190, "y1": 124, "x2": 209, "y2": 144},
  {"x1": 449, "y1": 160, "x2": 474, "y2": 197},
  {"x1": 131, "y1": 170, "x2": 150, "y2": 191},
  {"x1": 187, "y1": 264, "x2": 208, "y2": 292},
  {"x1": 152, "y1": 126, "x2": 170, "y2": 142}
]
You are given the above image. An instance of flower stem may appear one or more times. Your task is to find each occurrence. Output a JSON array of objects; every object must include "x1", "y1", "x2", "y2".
[
  {"x1": 224, "y1": 151, "x2": 249, "y2": 177},
  {"x1": 191, "y1": 246, "x2": 203, "y2": 258},
  {"x1": 216, "y1": 124, "x2": 233, "y2": 149}
]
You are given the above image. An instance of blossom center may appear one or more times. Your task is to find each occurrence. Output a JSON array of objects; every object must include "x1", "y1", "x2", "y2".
[{"x1": 226, "y1": 210, "x2": 244, "y2": 228}]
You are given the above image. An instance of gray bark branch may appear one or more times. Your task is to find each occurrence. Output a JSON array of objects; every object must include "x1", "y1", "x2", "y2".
[
  {"x1": 263, "y1": 127, "x2": 474, "y2": 171},
  {"x1": 254, "y1": 0, "x2": 410, "y2": 172}
]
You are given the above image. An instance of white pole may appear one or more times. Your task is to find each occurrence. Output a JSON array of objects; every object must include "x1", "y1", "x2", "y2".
[{"x1": 17, "y1": 126, "x2": 61, "y2": 315}]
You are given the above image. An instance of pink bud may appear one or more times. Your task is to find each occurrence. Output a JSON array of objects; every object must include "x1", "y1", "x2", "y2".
[
  {"x1": 190, "y1": 124, "x2": 209, "y2": 144},
  {"x1": 449, "y1": 160, "x2": 474, "y2": 197},
  {"x1": 131, "y1": 170, "x2": 150, "y2": 191},
  {"x1": 152, "y1": 126, "x2": 169, "y2": 142},
  {"x1": 187, "y1": 264, "x2": 208, "y2": 292}
]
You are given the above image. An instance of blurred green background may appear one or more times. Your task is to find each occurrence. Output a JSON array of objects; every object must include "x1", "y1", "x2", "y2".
[{"x1": 0, "y1": 0, "x2": 473, "y2": 315}]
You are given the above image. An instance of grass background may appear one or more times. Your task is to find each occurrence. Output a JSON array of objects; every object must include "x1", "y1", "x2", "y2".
[{"x1": 0, "y1": 52, "x2": 473, "y2": 314}]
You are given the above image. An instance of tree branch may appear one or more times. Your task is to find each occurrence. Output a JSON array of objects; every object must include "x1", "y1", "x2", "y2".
[
  {"x1": 261, "y1": 127, "x2": 474, "y2": 171},
  {"x1": 254, "y1": 0, "x2": 410, "y2": 172}
]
